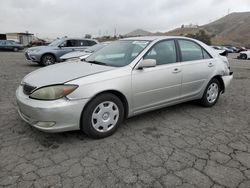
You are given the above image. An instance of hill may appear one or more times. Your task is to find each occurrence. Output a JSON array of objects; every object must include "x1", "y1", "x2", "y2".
[
  {"x1": 203, "y1": 12, "x2": 250, "y2": 46},
  {"x1": 124, "y1": 12, "x2": 250, "y2": 47},
  {"x1": 124, "y1": 29, "x2": 152, "y2": 37},
  {"x1": 164, "y1": 27, "x2": 210, "y2": 36}
]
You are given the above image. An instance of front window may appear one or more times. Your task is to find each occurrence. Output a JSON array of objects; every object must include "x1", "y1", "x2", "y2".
[
  {"x1": 144, "y1": 40, "x2": 177, "y2": 65},
  {"x1": 85, "y1": 40, "x2": 150, "y2": 67}
]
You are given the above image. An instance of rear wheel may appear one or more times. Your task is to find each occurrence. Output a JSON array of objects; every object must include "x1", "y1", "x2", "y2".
[
  {"x1": 13, "y1": 47, "x2": 18, "y2": 52},
  {"x1": 81, "y1": 93, "x2": 124, "y2": 138},
  {"x1": 200, "y1": 78, "x2": 221, "y2": 107},
  {"x1": 41, "y1": 54, "x2": 56, "y2": 66}
]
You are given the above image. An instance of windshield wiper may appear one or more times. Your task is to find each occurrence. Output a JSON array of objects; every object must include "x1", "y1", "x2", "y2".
[{"x1": 85, "y1": 60, "x2": 107, "y2": 66}]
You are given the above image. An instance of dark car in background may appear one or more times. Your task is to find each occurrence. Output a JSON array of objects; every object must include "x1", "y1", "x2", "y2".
[
  {"x1": 25, "y1": 38, "x2": 98, "y2": 66},
  {"x1": 0, "y1": 40, "x2": 24, "y2": 52},
  {"x1": 236, "y1": 47, "x2": 247, "y2": 53}
]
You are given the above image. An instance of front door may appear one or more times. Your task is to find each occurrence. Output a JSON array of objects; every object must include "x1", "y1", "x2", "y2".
[{"x1": 132, "y1": 40, "x2": 182, "y2": 113}]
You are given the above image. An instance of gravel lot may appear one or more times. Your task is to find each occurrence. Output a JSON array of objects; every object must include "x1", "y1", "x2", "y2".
[{"x1": 0, "y1": 52, "x2": 250, "y2": 188}]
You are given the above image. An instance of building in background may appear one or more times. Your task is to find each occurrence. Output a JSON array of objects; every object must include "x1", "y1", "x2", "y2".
[
  {"x1": 0, "y1": 34, "x2": 6, "y2": 40},
  {"x1": 6, "y1": 32, "x2": 34, "y2": 46}
]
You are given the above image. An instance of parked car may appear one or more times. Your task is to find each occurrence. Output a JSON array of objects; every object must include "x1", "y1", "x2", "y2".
[
  {"x1": 212, "y1": 46, "x2": 233, "y2": 53},
  {"x1": 0, "y1": 40, "x2": 24, "y2": 52},
  {"x1": 27, "y1": 39, "x2": 50, "y2": 47},
  {"x1": 25, "y1": 38, "x2": 98, "y2": 66},
  {"x1": 236, "y1": 47, "x2": 247, "y2": 53},
  {"x1": 224, "y1": 46, "x2": 238, "y2": 53},
  {"x1": 16, "y1": 36, "x2": 233, "y2": 138},
  {"x1": 60, "y1": 42, "x2": 111, "y2": 61},
  {"x1": 222, "y1": 47, "x2": 234, "y2": 53},
  {"x1": 210, "y1": 46, "x2": 228, "y2": 56},
  {"x1": 238, "y1": 50, "x2": 250, "y2": 60}
]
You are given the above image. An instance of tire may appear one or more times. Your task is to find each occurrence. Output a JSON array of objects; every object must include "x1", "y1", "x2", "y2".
[
  {"x1": 41, "y1": 54, "x2": 56, "y2": 66},
  {"x1": 241, "y1": 54, "x2": 247, "y2": 60},
  {"x1": 13, "y1": 47, "x2": 18, "y2": 52},
  {"x1": 200, "y1": 78, "x2": 221, "y2": 107},
  {"x1": 81, "y1": 93, "x2": 124, "y2": 138}
]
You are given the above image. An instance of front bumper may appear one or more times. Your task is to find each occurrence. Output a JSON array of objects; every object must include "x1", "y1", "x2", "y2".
[
  {"x1": 222, "y1": 72, "x2": 233, "y2": 90},
  {"x1": 16, "y1": 86, "x2": 88, "y2": 132},
  {"x1": 24, "y1": 52, "x2": 41, "y2": 62}
]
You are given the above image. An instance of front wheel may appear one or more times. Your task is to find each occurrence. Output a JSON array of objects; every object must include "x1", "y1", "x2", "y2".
[
  {"x1": 41, "y1": 54, "x2": 56, "y2": 66},
  {"x1": 81, "y1": 93, "x2": 124, "y2": 138},
  {"x1": 200, "y1": 79, "x2": 221, "y2": 107}
]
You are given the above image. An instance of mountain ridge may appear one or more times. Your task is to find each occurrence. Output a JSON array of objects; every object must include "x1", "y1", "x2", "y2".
[{"x1": 125, "y1": 12, "x2": 250, "y2": 47}]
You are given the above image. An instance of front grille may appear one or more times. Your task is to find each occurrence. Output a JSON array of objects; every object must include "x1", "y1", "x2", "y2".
[
  {"x1": 23, "y1": 84, "x2": 36, "y2": 95},
  {"x1": 25, "y1": 52, "x2": 31, "y2": 60}
]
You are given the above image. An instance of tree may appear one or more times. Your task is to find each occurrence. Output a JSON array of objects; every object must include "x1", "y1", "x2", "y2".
[{"x1": 186, "y1": 30, "x2": 212, "y2": 45}]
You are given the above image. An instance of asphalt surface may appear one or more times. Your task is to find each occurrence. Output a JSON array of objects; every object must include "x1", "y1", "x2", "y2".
[{"x1": 0, "y1": 52, "x2": 250, "y2": 188}]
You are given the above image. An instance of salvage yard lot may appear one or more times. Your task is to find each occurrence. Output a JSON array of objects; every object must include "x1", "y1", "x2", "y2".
[{"x1": 0, "y1": 52, "x2": 250, "y2": 188}]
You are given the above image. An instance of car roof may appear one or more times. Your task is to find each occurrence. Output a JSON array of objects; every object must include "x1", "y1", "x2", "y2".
[
  {"x1": 121, "y1": 36, "x2": 193, "y2": 42},
  {"x1": 67, "y1": 38, "x2": 96, "y2": 40}
]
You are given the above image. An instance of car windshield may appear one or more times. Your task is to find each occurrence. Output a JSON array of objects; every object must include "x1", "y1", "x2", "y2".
[
  {"x1": 85, "y1": 40, "x2": 150, "y2": 67},
  {"x1": 48, "y1": 39, "x2": 64, "y2": 47}
]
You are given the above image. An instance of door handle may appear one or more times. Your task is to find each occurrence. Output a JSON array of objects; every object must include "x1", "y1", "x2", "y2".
[
  {"x1": 172, "y1": 68, "x2": 181, "y2": 73},
  {"x1": 208, "y1": 62, "x2": 214, "y2": 67}
]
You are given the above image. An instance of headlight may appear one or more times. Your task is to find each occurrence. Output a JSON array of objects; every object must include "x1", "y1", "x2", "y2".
[{"x1": 30, "y1": 85, "x2": 78, "y2": 100}]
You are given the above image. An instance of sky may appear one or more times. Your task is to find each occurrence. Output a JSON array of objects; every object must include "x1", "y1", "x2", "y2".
[{"x1": 0, "y1": 0, "x2": 250, "y2": 39}]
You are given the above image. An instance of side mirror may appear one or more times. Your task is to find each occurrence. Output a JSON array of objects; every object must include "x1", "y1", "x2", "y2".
[{"x1": 138, "y1": 59, "x2": 156, "y2": 69}]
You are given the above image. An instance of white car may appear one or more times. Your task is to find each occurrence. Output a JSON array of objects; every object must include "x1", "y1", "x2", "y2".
[
  {"x1": 60, "y1": 42, "x2": 111, "y2": 61},
  {"x1": 238, "y1": 50, "x2": 250, "y2": 60}
]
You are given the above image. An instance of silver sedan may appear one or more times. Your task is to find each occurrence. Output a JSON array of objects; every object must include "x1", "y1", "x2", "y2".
[{"x1": 16, "y1": 36, "x2": 233, "y2": 138}]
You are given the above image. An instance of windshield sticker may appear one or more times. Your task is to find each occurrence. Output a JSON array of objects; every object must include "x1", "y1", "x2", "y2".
[{"x1": 132, "y1": 41, "x2": 149, "y2": 46}]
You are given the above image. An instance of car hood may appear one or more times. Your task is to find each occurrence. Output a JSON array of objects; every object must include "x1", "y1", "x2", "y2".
[
  {"x1": 27, "y1": 46, "x2": 54, "y2": 52},
  {"x1": 22, "y1": 62, "x2": 115, "y2": 88},
  {"x1": 60, "y1": 51, "x2": 91, "y2": 60}
]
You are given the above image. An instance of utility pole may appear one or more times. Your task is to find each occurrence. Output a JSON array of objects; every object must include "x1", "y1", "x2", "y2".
[{"x1": 114, "y1": 27, "x2": 116, "y2": 37}]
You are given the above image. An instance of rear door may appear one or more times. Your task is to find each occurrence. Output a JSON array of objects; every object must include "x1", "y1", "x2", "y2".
[
  {"x1": 177, "y1": 39, "x2": 216, "y2": 98},
  {"x1": 76, "y1": 40, "x2": 97, "y2": 51}
]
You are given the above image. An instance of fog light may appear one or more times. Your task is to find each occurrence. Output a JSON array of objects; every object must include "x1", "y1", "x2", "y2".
[{"x1": 35, "y1": 121, "x2": 56, "y2": 128}]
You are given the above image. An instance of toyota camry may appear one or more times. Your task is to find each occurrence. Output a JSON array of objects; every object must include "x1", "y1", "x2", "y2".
[{"x1": 16, "y1": 36, "x2": 233, "y2": 138}]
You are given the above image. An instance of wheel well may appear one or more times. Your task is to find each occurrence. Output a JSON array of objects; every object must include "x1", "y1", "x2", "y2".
[
  {"x1": 213, "y1": 75, "x2": 225, "y2": 93},
  {"x1": 41, "y1": 53, "x2": 56, "y2": 62},
  {"x1": 80, "y1": 90, "x2": 129, "y2": 129},
  {"x1": 96, "y1": 90, "x2": 129, "y2": 119}
]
